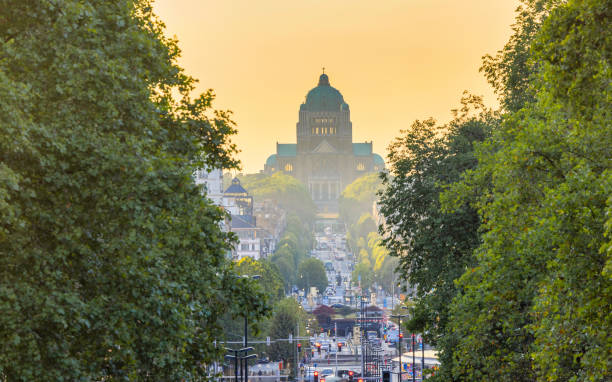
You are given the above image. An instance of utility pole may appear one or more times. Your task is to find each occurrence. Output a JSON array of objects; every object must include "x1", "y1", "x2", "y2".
[
  {"x1": 421, "y1": 336, "x2": 425, "y2": 381},
  {"x1": 360, "y1": 295, "x2": 365, "y2": 378},
  {"x1": 244, "y1": 315, "x2": 248, "y2": 382},
  {"x1": 296, "y1": 323, "x2": 300, "y2": 382},
  {"x1": 390, "y1": 308, "x2": 409, "y2": 382},
  {"x1": 411, "y1": 334, "x2": 415, "y2": 382},
  {"x1": 334, "y1": 321, "x2": 338, "y2": 376}
]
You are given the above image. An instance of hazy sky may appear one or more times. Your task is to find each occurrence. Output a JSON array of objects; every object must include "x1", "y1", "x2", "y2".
[{"x1": 153, "y1": 0, "x2": 520, "y2": 174}]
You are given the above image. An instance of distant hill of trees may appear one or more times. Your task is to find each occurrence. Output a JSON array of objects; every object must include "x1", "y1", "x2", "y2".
[
  {"x1": 338, "y1": 172, "x2": 382, "y2": 227},
  {"x1": 230, "y1": 172, "x2": 316, "y2": 223}
]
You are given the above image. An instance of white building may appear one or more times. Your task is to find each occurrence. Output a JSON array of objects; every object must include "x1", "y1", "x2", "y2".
[
  {"x1": 194, "y1": 167, "x2": 224, "y2": 206},
  {"x1": 223, "y1": 178, "x2": 262, "y2": 261},
  {"x1": 230, "y1": 215, "x2": 262, "y2": 260}
]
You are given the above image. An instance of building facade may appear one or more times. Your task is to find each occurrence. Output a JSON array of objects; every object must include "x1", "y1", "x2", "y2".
[
  {"x1": 194, "y1": 167, "x2": 224, "y2": 206},
  {"x1": 223, "y1": 178, "x2": 263, "y2": 260},
  {"x1": 264, "y1": 72, "x2": 384, "y2": 212}
]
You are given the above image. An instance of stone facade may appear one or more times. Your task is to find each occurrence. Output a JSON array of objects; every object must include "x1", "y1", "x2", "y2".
[
  {"x1": 264, "y1": 73, "x2": 384, "y2": 212},
  {"x1": 194, "y1": 166, "x2": 224, "y2": 206}
]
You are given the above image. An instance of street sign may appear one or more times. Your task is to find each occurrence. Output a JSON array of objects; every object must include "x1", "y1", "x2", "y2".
[
  {"x1": 266, "y1": 337, "x2": 270, "y2": 346},
  {"x1": 289, "y1": 334, "x2": 293, "y2": 344}
]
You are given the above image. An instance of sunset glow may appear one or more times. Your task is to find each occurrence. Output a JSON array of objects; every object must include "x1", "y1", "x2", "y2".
[{"x1": 153, "y1": 0, "x2": 520, "y2": 173}]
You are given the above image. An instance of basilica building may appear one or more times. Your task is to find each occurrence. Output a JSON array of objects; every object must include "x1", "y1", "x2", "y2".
[{"x1": 264, "y1": 72, "x2": 384, "y2": 212}]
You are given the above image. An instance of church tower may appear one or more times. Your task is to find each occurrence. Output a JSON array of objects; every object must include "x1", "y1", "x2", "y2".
[
  {"x1": 264, "y1": 71, "x2": 385, "y2": 214},
  {"x1": 296, "y1": 72, "x2": 353, "y2": 155}
]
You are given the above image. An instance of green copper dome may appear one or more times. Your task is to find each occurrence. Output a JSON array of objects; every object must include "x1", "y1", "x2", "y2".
[
  {"x1": 301, "y1": 73, "x2": 349, "y2": 112},
  {"x1": 373, "y1": 153, "x2": 385, "y2": 165},
  {"x1": 266, "y1": 154, "x2": 277, "y2": 166}
]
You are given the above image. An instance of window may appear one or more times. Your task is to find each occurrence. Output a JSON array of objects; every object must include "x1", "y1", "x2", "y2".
[
  {"x1": 357, "y1": 162, "x2": 365, "y2": 171},
  {"x1": 285, "y1": 163, "x2": 293, "y2": 172}
]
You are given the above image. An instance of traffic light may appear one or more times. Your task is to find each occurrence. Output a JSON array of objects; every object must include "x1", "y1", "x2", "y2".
[
  {"x1": 314, "y1": 371, "x2": 319, "y2": 382},
  {"x1": 297, "y1": 343, "x2": 301, "y2": 353},
  {"x1": 321, "y1": 379, "x2": 326, "y2": 382},
  {"x1": 348, "y1": 371, "x2": 354, "y2": 382},
  {"x1": 382, "y1": 370, "x2": 390, "y2": 382},
  {"x1": 399, "y1": 332, "x2": 403, "y2": 339},
  {"x1": 358, "y1": 378, "x2": 364, "y2": 382},
  {"x1": 316, "y1": 343, "x2": 321, "y2": 354},
  {"x1": 337, "y1": 342, "x2": 342, "y2": 352}
]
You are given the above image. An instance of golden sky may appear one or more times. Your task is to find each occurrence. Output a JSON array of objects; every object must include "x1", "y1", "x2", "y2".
[{"x1": 153, "y1": 0, "x2": 520, "y2": 174}]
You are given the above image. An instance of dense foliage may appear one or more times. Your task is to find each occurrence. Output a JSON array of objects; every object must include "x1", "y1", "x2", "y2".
[
  {"x1": 446, "y1": 1, "x2": 611, "y2": 380},
  {"x1": 339, "y1": 172, "x2": 382, "y2": 226},
  {"x1": 0, "y1": 1, "x2": 267, "y2": 380},
  {"x1": 270, "y1": 214, "x2": 315, "y2": 290},
  {"x1": 266, "y1": 298, "x2": 308, "y2": 375},
  {"x1": 340, "y1": 173, "x2": 397, "y2": 294},
  {"x1": 296, "y1": 258, "x2": 328, "y2": 293},
  {"x1": 378, "y1": 95, "x2": 496, "y2": 380},
  {"x1": 350, "y1": 227, "x2": 398, "y2": 293},
  {"x1": 380, "y1": 0, "x2": 611, "y2": 380},
  {"x1": 235, "y1": 257, "x2": 285, "y2": 303},
  {"x1": 236, "y1": 172, "x2": 317, "y2": 223}
]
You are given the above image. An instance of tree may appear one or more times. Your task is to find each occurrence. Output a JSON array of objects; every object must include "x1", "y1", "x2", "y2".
[
  {"x1": 296, "y1": 258, "x2": 328, "y2": 294},
  {"x1": 352, "y1": 261, "x2": 374, "y2": 292},
  {"x1": 0, "y1": 1, "x2": 267, "y2": 380},
  {"x1": 267, "y1": 298, "x2": 307, "y2": 373},
  {"x1": 480, "y1": 0, "x2": 561, "y2": 113},
  {"x1": 446, "y1": 1, "x2": 611, "y2": 380},
  {"x1": 238, "y1": 172, "x2": 317, "y2": 223},
  {"x1": 235, "y1": 257, "x2": 285, "y2": 303},
  {"x1": 269, "y1": 212, "x2": 314, "y2": 289},
  {"x1": 339, "y1": 173, "x2": 383, "y2": 226},
  {"x1": 379, "y1": 94, "x2": 496, "y2": 381}
]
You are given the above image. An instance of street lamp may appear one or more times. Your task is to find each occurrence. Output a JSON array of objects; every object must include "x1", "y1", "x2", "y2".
[
  {"x1": 241, "y1": 274, "x2": 261, "y2": 382},
  {"x1": 390, "y1": 306, "x2": 409, "y2": 382}
]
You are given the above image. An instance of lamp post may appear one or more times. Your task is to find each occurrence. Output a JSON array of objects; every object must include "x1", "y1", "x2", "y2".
[
  {"x1": 420, "y1": 335, "x2": 425, "y2": 381},
  {"x1": 411, "y1": 334, "x2": 415, "y2": 382},
  {"x1": 242, "y1": 275, "x2": 261, "y2": 382},
  {"x1": 390, "y1": 306, "x2": 409, "y2": 382}
]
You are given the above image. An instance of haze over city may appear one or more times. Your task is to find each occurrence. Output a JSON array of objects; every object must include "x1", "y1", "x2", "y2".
[
  {"x1": 3, "y1": 1, "x2": 608, "y2": 380},
  {"x1": 153, "y1": 0, "x2": 520, "y2": 173}
]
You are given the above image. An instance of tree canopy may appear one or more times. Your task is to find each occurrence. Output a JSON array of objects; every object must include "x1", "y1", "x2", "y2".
[
  {"x1": 446, "y1": 1, "x2": 611, "y2": 380},
  {"x1": 235, "y1": 257, "x2": 285, "y2": 303},
  {"x1": 266, "y1": 297, "x2": 308, "y2": 372},
  {"x1": 339, "y1": 173, "x2": 383, "y2": 226},
  {"x1": 269, "y1": 213, "x2": 314, "y2": 290},
  {"x1": 379, "y1": 1, "x2": 611, "y2": 380},
  {"x1": 0, "y1": 1, "x2": 266, "y2": 380},
  {"x1": 236, "y1": 172, "x2": 317, "y2": 223},
  {"x1": 379, "y1": 94, "x2": 496, "y2": 380},
  {"x1": 296, "y1": 257, "x2": 328, "y2": 294}
]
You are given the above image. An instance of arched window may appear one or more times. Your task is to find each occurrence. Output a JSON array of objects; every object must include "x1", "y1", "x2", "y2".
[
  {"x1": 284, "y1": 163, "x2": 293, "y2": 172},
  {"x1": 357, "y1": 162, "x2": 365, "y2": 171}
]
